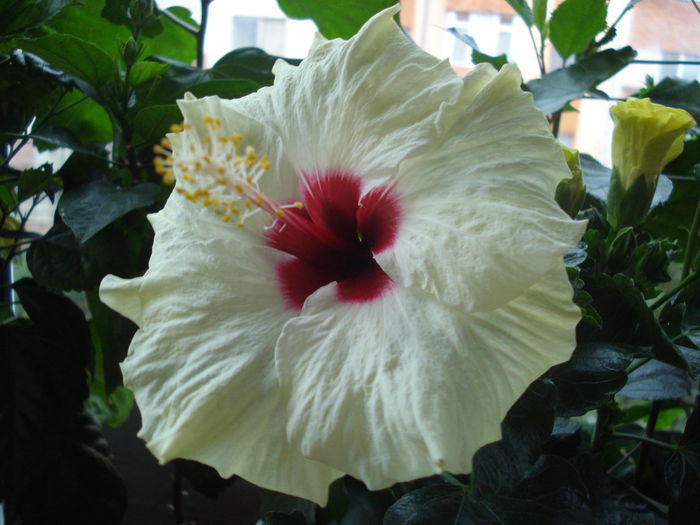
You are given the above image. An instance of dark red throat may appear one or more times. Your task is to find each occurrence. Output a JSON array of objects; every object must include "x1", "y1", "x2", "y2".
[{"x1": 265, "y1": 171, "x2": 401, "y2": 310}]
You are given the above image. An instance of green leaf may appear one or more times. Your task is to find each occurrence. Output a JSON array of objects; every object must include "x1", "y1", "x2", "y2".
[
  {"x1": 142, "y1": 6, "x2": 197, "y2": 64},
  {"x1": 638, "y1": 76, "x2": 700, "y2": 123},
  {"x1": 645, "y1": 174, "x2": 700, "y2": 253},
  {"x1": 618, "y1": 359, "x2": 691, "y2": 400},
  {"x1": 548, "y1": 0, "x2": 607, "y2": 59},
  {"x1": 276, "y1": 0, "x2": 395, "y2": 39},
  {"x1": 133, "y1": 104, "x2": 181, "y2": 146},
  {"x1": 601, "y1": 273, "x2": 688, "y2": 369},
  {"x1": 26, "y1": 217, "x2": 136, "y2": 291},
  {"x1": 0, "y1": 0, "x2": 75, "y2": 40},
  {"x1": 127, "y1": 60, "x2": 169, "y2": 87},
  {"x1": 211, "y1": 48, "x2": 301, "y2": 87},
  {"x1": 17, "y1": 164, "x2": 53, "y2": 202},
  {"x1": 472, "y1": 379, "x2": 557, "y2": 496},
  {"x1": 40, "y1": 89, "x2": 113, "y2": 144},
  {"x1": 18, "y1": 34, "x2": 116, "y2": 89},
  {"x1": 504, "y1": 0, "x2": 533, "y2": 27},
  {"x1": 185, "y1": 79, "x2": 261, "y2": 99},
  {"x1": 526, "y1": 47, "x2": 637, "y2": 115},
  {"x1": 0, "y1": 279, "x2": 126, "y2": 525},
  {"x1": 549, "y1": 342, "x2": 634, "y2": 417},
  {"x1": 58, "y1": 180, "x2": 159, "y2": 243},
  {"x1": 665, "y1": 407, "x2": 700, "y2": 521},
  {"x1": 533, "y1": 0, "x2": 548, "y2": 31},
  {"x1": 471, "y1": 50, "x2": 508, "y2": 70},
  {"x1": 384, "y1": 485, "x2": 464, "y2": 525}
]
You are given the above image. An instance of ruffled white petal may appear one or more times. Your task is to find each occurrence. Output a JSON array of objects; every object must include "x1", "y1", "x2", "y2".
[
  {"x1": 224, "y1": 5, "x2": 468, "y2": 181},
  {"x1": 276, "y1": 266, "x2": 579, "y2": 490},
  {"x1": 100, "y1": 275, "x2": 144, "y2": 326},
  {"x1": 101, "y1": 213, "x2": 341, "y2": 504},
  {"x1": 375, "y1": 65, "x2": 586, "y2": 313}
]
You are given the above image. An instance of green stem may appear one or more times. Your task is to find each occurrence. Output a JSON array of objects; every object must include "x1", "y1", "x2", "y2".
[
  {"x1": 681, "y1": 197, "x2": 700, "y2": 279},
  {"x1": 160, "y1": 7, "x2": 198, "y2": 34},
  {"x1": 612, "y1": 432, "x2": 675, "y2": 452},
  {"x1": 196, "y1": 0, "x2": 212, "y2": 68},
  {"x1": 650, "y1": 271, "x2": 700, "y2": 310}
]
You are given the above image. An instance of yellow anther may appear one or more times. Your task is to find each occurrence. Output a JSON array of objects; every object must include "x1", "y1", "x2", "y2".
[
  {"x1": 234, "y1": 184, "x2": 244, "y2": 193},
  {"x1": 231, "y1": 134, "x2": 243, "y2": 147},
  {"x1": 154, "y1": 166, "x2": 167, "y2": 175},
  {"x1": 202, "y1": 197, "x2": 211, "y2": 207},
  {"x1": 183, "y1": 122, "x2": 191, "y2": 129},
  {"x1": 215, "y1": 118, "x2": 221, "y2": 127},
  {"x1": 244, "y1": 200, "x2": 252, "y2": 209},
  {"x1": 215, "y1": 178, "x2": 226, "y2": 185},
  {"x1": 256, "y1": 195, "x2": 264, "y2": 204},
  {"x1": 225, "y1": 153, "x2": 233, "y2": 161},
  {"x1": 245, "y1": 146, "x2": 257, "y2": 167},
  {"x1": 202, "y1": 155, "x2": 211, "y2": 164},
  {"x1": 246, "y1": 176, "x2": 253, "y2": 184},
  {"x1": 153, "y1": 145, "x2": 165, "y2": 155},
  {"x1": 212, "y1": 198, "x2": 220, "y2": 206},
  {"x1": 161, "y1": 138, "x2": 171, "y2": 148},
  {"x1": 194, "y1": 160, "x2": 202, "y2": 169},
  {"x1": 259, "y1": 154, "x2": 270, "y2": 171},
  {"x1": 276, "y1": 209, "x2": 285, "y2": 216},
  {"x1": 169, "y1": 123, "x2": 182, "y2": 133},
  {"x1": 189, "y1": 144, "x2": 195, "y2": 152},
  {"x1": 293, "y1": 201, "x2": 303, "y2": 209},
  {"x1": 221, "y1": 215, "x2": 231, "y2": 223},
  {"x1": 214, "y1": 208, "x2": 224, "y2": 215},
  {"x1": 229, "y1": 203, "x2": 239, "y2": 214},
  {"x1": 217, "y1": 166, "x2": 225, "y2": 175},
  {"x1": 166, "y1": 156, "x2": 175, "y2": 162},
  {"x1": 183, "y1": 174, "x2": 193, "y2": 182},
  {"x1": 236, "y1": 217, "x2": 245, "y2": 228},
  {"x1": 204, "y1": 116, "x2": 214, "y2": 125},
  {"x1": 153, "y1": 157, "x2": 164, "y2": 165},
  {"x1": 202, "y1": 136, "x2": 211, "y2": 144}
]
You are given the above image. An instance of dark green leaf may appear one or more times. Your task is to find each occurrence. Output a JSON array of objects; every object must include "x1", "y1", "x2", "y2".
[
  {"x1": 665, "y1": 407, "x2": 700, "y2": 522},
  {"x1": 618, "y1": 359, "x2": 691, "y2": 400},
  {"x1": 259, "y1": 488, "x2": 317, "y2": 524},
  {"x1": 18, "y1": 34, "x2": 116, "y2": 89},
  {"x1": 142, "y1": 6, "x2": 197, "y2": 64},
  {"x1": 40, "y1": 89, "x2": 113, "y2": 144},
  {"x1": 0, "y1": 280, "x2": 126, "y2": 525},
  {"x1": 526, "y1": 47, "x2": 637, "y2": 115},
  {"x1": 645, "y1": 174, "x2": 700, "y2": 253},
  {"x1": 276, "y1": 0, "x2": 395, "y2": 39},
  {"x1": 211, "y1": 48, "x2": 301, "y2": 87},
  {"x1": 602, "y1": 274, "x2": 688, "y2": 369},
  {"x1": 384, "y1": 485, "x2": 464, "y2": 525},
  {"x1": 17, "y1": 164, "x2": 53, "y2": 202},
  {"x1": 549, "y1": 342, "x2": 634, "y2": 416},
  {"x1": 533, "y1": 0, "x2": 548, "y2": 31},
  {"x1": 580, "y1": 153, "x2": 673, "y2": 206},
  {"x1": 58, "y1": 180, "x2": 159, "y2": 243},
  {"x1": 471, "y1": 50, "x2": 508, "y2": 70},
  {"x1": 340, "y1": 477, "x2": 394, "y2": 525},
  {"x1": 257, "y1": 510, "x2": 308, "y2": 525},
  {"x1": 504, "y1": 0, "x2": 533, "y2": 27},
  {"x1": 638, "y1": 76, "x2": 700, "y2": 122},
  {"x1": 548, "y1": 0, "x2": 607, "y2": 59},
  {"x1": 26, "y1": 217, "x2": 136, "y2": 291},
  {"x1": 0, "y1": 0, "x2": 75, "y2": 40},
  {"x1": 472, "y1": 379, "x2": 557, "y2": 496},
  {"x1": 185, "y1": 79, "x2": 261, "y2": 99},
  {"x1": 133, "y1": 104, "x2": 181, "y2": 146},
  {"x1": 679, "y1": 346, "x2": 700, "y2": 379},
  {"x1": 176, "y1": 459, "x2": 236, "y2": 500},
  {"x1": 127, "y1": 60, "x2": 169, "y2": 87}
]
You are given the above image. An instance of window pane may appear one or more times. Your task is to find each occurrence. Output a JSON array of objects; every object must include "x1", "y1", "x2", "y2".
[{"x1": 233, "y1": 17, "x2": 258, "y2": 48}]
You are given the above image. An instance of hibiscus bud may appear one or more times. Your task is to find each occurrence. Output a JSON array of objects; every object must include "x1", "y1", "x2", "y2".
[
  {"x1": 122, "y1": 37, "x2": 140, "y2": 67},
  {"x1": 606, "y1": 98, "x2": 695, "y2": 230},
  {"x1": 555, "y1": 145, "x2": 586, "y2": 219},
  {"x1": 605, "y1": 226, "x2": 636, "y2": 273}
]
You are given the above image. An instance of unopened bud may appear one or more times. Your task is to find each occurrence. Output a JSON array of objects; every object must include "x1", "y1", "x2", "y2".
[{"x1": 555, "y1": 145, "x2": 586, "y2": 219}]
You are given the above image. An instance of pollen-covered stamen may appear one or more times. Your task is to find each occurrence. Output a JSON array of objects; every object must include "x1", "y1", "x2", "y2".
[
  {"x1": 169, "y1": 115, "x2": 304, "y2": 228},
  {"x1": 153, "y1": 122, "x2": 191, "y2": 185}
]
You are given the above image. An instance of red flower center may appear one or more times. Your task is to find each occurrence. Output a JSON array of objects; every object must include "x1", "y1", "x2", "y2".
[{"x1": 265, "y1": 171, "x2": 401, "y2": 310}]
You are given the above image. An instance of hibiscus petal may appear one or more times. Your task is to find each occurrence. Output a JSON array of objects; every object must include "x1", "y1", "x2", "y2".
[
  {"x1": 224, "y1": 5, "x2": 472, "y2": 181},
  {"x1": 374, "y1": 65, "x2": 586, "y2": 312},
  {"x1": 101, "y1": 218, "x2": 341, "y2": 504},
  {"x1": 276, "y1": 266, "x2": 579, "y2": 490}
]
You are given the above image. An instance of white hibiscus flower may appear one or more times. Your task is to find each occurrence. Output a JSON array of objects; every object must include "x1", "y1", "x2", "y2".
[{"x1": 100, "y1": 5, "x2": 586, "y2": 505}]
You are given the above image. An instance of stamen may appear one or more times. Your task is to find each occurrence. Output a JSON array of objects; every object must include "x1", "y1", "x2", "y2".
[{"x1": 159, "y1": 114, "x2": 306, "y2": 229}]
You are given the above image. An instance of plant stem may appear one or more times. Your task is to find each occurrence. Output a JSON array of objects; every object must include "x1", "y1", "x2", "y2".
[
  {"x1": 681, "y1": 197, "x2": 700, "y2": 279},
  {"x1": 551, "y1": 111, "x2": 562, "y2": 138},
  {"x1": 612, "y1": 431, "x2": 675, "y2": 452},
  {"x1": 650, "y1": 271, "x2": 700, "y2": 310},
  {"x1": 592, "y1": 405, "x2": 611, "y2": 452},
  {"x1": 197, "y1": 0, "x2": 212, "y2": 68},
  {"x1": 527, "y1": 27, "x2": 546, "y2": 75},
  {"x1": 160, "y1": 7, "x2": 199, "y2": 34},
  {"x1": 607, "y1": 442, "x2": 642, "y2": 476}
]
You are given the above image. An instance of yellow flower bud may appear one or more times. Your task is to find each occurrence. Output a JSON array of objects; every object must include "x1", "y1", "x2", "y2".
[
  {"x1": 555, "y1": 144, "x2": 586, "y2": 219},
  {"x1": 611, "y1": 98, "x2": 695, "y2": 191}
]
